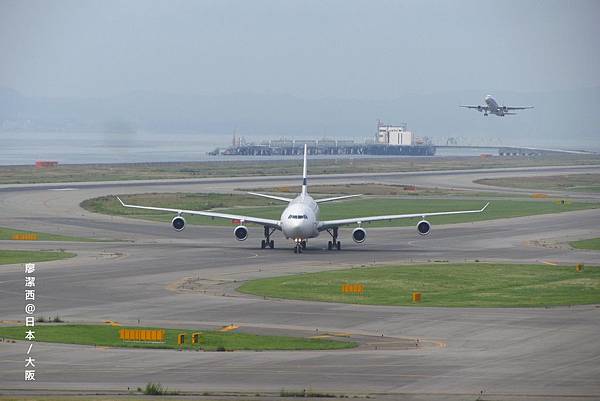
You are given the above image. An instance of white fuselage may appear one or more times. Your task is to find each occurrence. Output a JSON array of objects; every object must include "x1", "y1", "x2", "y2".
[
  {"x1": 280, "y1": 194, "x2": 320, "y2": 240},
  {"x1": 484, "y1": 95, "x2": 505, "y2": 116}
]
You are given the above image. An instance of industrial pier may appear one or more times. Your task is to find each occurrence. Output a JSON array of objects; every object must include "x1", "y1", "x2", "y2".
[
  {"x1": 216, "y1": 122, "x2": 436, "y2": 156},
  {"x1": 220, "y1": 140, "x2": 435, "y2": 156}
]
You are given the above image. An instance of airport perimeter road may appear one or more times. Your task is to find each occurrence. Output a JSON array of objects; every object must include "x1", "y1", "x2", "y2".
[{"x1": 1, "y1": 166, "x2": 599, "y2": 400}]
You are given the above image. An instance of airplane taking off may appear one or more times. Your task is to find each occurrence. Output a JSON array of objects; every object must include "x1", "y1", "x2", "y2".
[
  {"x1": 117, "y1": 145, "x2": 489, "y2": 253},
  {"x1": 461, "y1": 95, "x2": 533, "y2": 116}
]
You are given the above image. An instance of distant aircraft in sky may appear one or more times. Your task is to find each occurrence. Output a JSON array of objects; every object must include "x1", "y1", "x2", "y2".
[
  {"x1": 117, "y1": 145, "x2": 489, "y2": 253},
  {"x1": 461, "y1": 95, "x2": 534, "y2": 116}
]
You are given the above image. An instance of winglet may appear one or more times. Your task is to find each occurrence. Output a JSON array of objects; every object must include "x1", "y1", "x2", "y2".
[
  {"x1": 481, "y1": 202, "x2": 490, "y2": 212},
  {"x1": 115, "y1": 196, "x2": 126, "y2": 207}
]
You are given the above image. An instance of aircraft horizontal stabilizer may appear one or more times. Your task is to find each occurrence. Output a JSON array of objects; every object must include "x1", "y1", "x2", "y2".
[
  {"x1": 315, "y1": 194, "x2": 362, "y2": 203},
  {"x1": 247, "y1": 192, "x2": 293, "y2": 202}
]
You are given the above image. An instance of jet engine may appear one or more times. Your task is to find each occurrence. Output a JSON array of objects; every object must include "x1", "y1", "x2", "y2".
[
  {"x1": 416, "y1": 220, "x2": 431, "y2": 236},
  {"x1": 171, "y1": 216, "x2": 186, "y2": 231},
  {"x1": 352, "y1": 227, "x2": 367, "y2": 243},
  {"x1": 234, "y1": 225, "x2": 248, "y2": 241},
  {"x1": 477, "y1": 106, "x2": 482, "y2": 112}
]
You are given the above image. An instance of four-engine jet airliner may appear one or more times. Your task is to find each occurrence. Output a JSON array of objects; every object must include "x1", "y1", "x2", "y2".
[
  {"x1": 461, "y1": 95, "x2": 533, "y2": 116},
  {"x1": 117, "y1": 145, "x2": 489, "y2": 253}
]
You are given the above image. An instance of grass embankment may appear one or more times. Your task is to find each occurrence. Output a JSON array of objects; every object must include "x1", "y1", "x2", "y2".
[
  {"x1": 82, "y1": 193, "x2": 600, "y2": 228},
  {"x1": 570, "y1": 238, "x2": 600, "y2": 251},
  {"x1": 0, "y1": 250, "x2": 75, "y2": 265},
  {"x1": 0, "y1": 226, "x2": 97, "y2": 242},
  {"x1": 0, "y1": 397, "x2": 188, "y2": 401},
  {"x1": 238, "y1": 263, "x2": 600, "y2": 307},
  {"x1": 2, "y1": 154, "x2": 600, "y2": 184},
  {"x1": 0, "y1": 324, "x2": 355, "y2": 351},
  {"x1": 476, "y1": 173, "x2": 600, "y2": 192}
]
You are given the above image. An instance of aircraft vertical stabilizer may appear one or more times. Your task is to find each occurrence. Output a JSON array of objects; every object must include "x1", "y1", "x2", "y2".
[{"x1": 301, "y1": 144, "x2": 308, "y2": 196}]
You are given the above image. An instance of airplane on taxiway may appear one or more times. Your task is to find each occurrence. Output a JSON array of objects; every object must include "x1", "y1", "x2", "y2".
[
  {"x1": 117, "y1": 145, "x2": 489, "y2": 253},
  {"x1": 461, "y1": 95, "x2": 533, "y2": 116}
]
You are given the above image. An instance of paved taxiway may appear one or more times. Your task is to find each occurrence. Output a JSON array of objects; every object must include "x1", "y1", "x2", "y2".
[{"x1": 1, "y1": 166, "x2": 599, "y2": 400}]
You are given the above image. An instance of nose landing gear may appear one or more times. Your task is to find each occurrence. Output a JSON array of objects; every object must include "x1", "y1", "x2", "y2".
[{"x1": 293, "y1": 239, "x2": 306, "y2": 254}]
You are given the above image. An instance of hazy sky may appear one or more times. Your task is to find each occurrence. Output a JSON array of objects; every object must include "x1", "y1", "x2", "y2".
[{"x1": 1, "y1": 0, "x2": 599, "y2": 99}]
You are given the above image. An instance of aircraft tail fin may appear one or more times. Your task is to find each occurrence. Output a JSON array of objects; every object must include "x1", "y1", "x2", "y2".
[{"x1": 301, "y1": 144, "x2": 308, "y2": 196}]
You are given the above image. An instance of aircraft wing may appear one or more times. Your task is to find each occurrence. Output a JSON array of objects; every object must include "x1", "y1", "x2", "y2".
[
  {"x1": 116, "y1": 196, "x2": 281, "y2": 228},
  {"x1": 318, "y1": 202, "x2": 489, "y2": 230},
  {"x1": 460, "y1": 105, "x2": 487, "y2": 111},
  {"x1": 505, "y1": 106, "x2": 534, "y2": 110}
]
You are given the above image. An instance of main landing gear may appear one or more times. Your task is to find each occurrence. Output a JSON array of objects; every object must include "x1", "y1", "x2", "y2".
[
  {"x1": 326, "y1": 227, "x2": 341, "y2": 251},
  {"x1": 261, "y1": 226, "x2": 275, "y2": 249}
]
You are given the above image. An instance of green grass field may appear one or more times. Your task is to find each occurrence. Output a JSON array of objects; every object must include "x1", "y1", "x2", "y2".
[
  {"x1": 0, "y1": 324, "x2": 355, "y2": 351},
  {"x1": 0, "y1": 250, "x2": 76, "y2": 265},
  {"x1": 570, "y1": 238, "x2": 600, "y2": 251},
  {"x1": 475, "y1": 173, "x2": 600, "y2": 192},
  {"x1": 82, "y1": 193, "x2": 600, "y2": 228},
  {"x1": 238, "y1": 263, "x2": 600, "y2": 307},
  {"x1": 0, "y1": 226, "x2": 98, "y2": 242}
]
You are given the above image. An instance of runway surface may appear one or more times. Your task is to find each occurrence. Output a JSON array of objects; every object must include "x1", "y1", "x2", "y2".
[{"x1": 1, "y1": 165, "x2": 599, "y2": 400}]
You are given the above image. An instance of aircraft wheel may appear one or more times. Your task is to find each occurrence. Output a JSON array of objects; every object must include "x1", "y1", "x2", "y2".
[
  {"x1": 336, "y1": 241, "x2": 341, "y2": 250},
  {"x1": 261, "y1": 240, "x2": 266, "y2": 249},
  {"x1": 327, "y1": 241, "x2": 332, "y2": 250},
  {"x1": 301, "y1": 240, "x2": 306, "y2": 249},
  {"x1": 269, "y1": 240, "x2": 274, "y2": 249}
]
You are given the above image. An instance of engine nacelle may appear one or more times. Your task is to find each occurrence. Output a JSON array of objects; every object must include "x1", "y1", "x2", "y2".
[
  {"x1": 416, "y1": 220, "x2": 431, "y2": 236},
  {"x1": 352, "y1": 227, "x2": 367, "y2": 243},
  {"x1": 171, "y1": 216, "x2": 186, "y2": 231},
  {"x1": 234, "y1": 225, "x2": 248, "y2": 241}
]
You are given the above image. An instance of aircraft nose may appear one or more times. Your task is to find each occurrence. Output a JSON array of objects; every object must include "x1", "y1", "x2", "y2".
[
  {"x1": 285, "y1": 219, "x2": 305, "y2": 237},
  {"x1": 290, "y1": 221, "x2": 303, "y2": 233}
]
